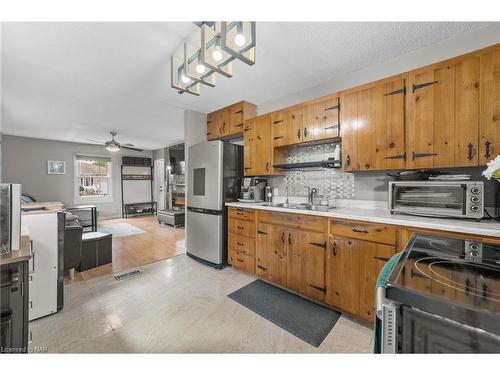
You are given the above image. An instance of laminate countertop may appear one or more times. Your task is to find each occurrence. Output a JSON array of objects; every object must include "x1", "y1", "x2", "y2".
[
  {"x1": 226, "y1": 200, "x2": 500, "y2": 239},
  {"x1": 21, "y1": 201, "x2": 64, "y2": 215},
  {"x1": 0, "y1": 226, "x2": 32, "y2": 266}
]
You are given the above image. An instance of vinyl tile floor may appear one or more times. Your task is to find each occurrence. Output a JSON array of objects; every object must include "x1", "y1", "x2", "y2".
[{"x1": 29, "y1": 255, "x2": 374, "y2": 353}]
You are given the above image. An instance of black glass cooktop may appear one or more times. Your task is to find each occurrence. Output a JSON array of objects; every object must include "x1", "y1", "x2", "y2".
[{"x1": 387, "y1": 234, "x2": 500, "y2": 315}]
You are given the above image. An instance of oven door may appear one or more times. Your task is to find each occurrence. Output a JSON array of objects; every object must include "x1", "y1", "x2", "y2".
[
  {"x1": 389, "y1": 182, "x2": 470, "y2": 218},
  {"x1": 400, "y1": 306, "x2": 500, "y2": 353}
]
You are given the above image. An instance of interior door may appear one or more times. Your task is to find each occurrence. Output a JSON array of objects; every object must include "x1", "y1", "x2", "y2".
[
  {"x1": 187, "y1": 141, "x2": 223, "y2": 210},
  {"x1": 154, "y1": 159, "x2": 165, "y2": 211}
]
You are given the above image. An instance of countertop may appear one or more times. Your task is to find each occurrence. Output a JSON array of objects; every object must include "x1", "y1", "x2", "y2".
[
  {"x1": 0, "y1": 226, "x2": 32, "y2": 266},
  {"x1": 226, "y1": 200, "x2": 500, "y2": 238},
  {"x1": 21, "y1": 201, "x2": 64, "y2": 215}
]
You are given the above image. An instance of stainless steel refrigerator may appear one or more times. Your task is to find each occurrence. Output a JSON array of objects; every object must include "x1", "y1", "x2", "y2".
[{"x1": 186, "y1": 140, "x2": 242, "y2": 268}]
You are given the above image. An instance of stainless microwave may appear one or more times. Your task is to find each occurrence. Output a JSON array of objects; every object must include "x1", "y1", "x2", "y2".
[
  {"x1": 0, "y1": 183, "x2": 22, "y2": 254},
  {"x1": 388, "y1": 181, "x2": 484, "y2": 219}
]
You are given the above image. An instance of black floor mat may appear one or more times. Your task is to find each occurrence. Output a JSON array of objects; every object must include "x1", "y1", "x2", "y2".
[{"x1": 228, "y1": 279, "x2": 341, "y2": 347}]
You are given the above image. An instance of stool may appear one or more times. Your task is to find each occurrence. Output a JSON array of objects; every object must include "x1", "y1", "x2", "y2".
[
  {"x1": 157, "y1": 209, "x2": 185, "y2": 228},
  {"x1": 78, "y1": 232, "x2": 112, "y2": 271}
]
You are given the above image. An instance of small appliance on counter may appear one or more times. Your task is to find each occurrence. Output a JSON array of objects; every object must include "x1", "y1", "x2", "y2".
[
  {"x1": 0, "y1": 183, "x2": 22, "y2": 254},
  {"x1": 265, "y1": 185, "x2": 273, "y2": 204},
  {"x1": 239, "y1": 177, "x2": 267, "y2": 203},
  {"x1": 388, "y1": 180, "x2": 484, "y2": 219},
  {"x1": 380, "y1": 233, "x2": 500, "y2": 353}
]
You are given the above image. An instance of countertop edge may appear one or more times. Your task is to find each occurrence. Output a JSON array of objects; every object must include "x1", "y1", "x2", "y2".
[{"x1": 225, "y1": 202, "x2": 500, "y2": 238}]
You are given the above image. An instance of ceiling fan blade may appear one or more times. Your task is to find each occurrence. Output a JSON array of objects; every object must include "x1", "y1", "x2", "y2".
[
  {"x1": 86, "y1": 139, "x2": 106, "y2": 144},
  {"x1": 121, "y1": 143, "x2": 136, "y2": 147},
  {"x1": 121, "y1": 145, "x2": 144, "y2": 152}
]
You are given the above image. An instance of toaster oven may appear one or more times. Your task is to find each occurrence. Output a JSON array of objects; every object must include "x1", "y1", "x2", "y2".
[{"x1": 388, "y1": 181, "x2": 484, "y2": 219}]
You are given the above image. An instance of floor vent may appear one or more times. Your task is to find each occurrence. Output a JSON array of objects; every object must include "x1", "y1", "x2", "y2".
[{"x1": 114, "y1": 269, "x2": 142, "y2": 281}]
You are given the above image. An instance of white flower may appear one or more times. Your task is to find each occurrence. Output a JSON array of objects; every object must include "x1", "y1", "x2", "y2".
[{"x1": 482, "y1": 155, "x2": 500, "y2": 180}]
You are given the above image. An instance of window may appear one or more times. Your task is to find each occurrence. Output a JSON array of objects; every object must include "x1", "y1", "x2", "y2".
[{"x1": 74, "y1": 155, "x2": 113, "y2": 202}]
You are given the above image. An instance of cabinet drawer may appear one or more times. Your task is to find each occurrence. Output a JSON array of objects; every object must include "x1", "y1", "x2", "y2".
[
  {"x1": 228, "y1": 233, "x2": 255, "y2": 256},
  {"x1": 228, "y1": 207, "x2": 255, "y2": 221},
  {"x1": 258, "y1": 211, "x2": 327, "y2": 232},
  {"x1": 228, "y1": 248, "x2": 255, "y2": 274},
  {"x1": 330, "y1": 219, "x2": 396, "y2": 245},
  {"x1": 228, "y1": 218, "x2": 255, "y2": 238}
]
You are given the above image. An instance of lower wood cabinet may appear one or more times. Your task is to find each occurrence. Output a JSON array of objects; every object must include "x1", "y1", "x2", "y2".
[
  {"x1": 228, "y1": 208, "x2": 256, "y2": 274},
  {"x1": 256, "y1": 223, "x2": 287, "y2": 286}
]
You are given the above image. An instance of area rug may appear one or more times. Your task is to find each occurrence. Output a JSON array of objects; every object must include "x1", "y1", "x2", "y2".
[
  {"x1": 228, "y1": 279, "x2": 341, "y2": 347},
  {"x1": 97, "y1": 223, "x2": 145, "y2": 238}
]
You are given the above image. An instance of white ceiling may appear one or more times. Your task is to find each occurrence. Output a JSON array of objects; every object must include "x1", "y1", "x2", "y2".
[{"x1": 0, "y1": 22, "x2": 493, "y2": 150}]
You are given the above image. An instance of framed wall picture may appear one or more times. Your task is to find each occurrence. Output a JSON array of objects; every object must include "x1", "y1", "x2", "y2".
[{"x1": 48, "y1": 160, "x2": 66, "y2": 174}]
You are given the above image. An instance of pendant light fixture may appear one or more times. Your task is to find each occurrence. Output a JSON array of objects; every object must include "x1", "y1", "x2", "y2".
[
  {"x1": 220, "y1": 21, "x2": 256, "y2": 66},
  {"x1": 170, "y1": 21, "x2": 256, "y2": 96}
]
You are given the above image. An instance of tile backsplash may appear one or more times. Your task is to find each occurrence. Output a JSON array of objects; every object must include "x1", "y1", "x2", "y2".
[{"x1": 268, "y1": 143, "x2": 355, "y2": 199}]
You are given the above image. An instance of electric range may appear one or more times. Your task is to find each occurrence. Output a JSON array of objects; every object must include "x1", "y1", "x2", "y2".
[{"x1": 381, "y1": 233, "x2": 500, "y2": 353}]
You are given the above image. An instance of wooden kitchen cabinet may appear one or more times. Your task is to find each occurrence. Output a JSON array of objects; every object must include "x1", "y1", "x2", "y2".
[
  {"x1": 271, "y1": 108, "x2": 292, "y2": 148},
  {"x1": 228, "y1": 208, "x2": 256, "y2": 275},
  {"x1": 479, "y1": 44, "x2": 500, "y2": 165},
  {"x1": 299, "y1": 95, "x2": 341, "y2": 144},
  {"x1": 256, "y1": 223, "x2": 287, "y2": 285},
  {"x1": 243, "y1": 114, "x2": 274, "y2": 176},
  {"x1": 341, "y1": 75, "x2": 406, "y2": 171},
  {"x1": 207, "y1": 101, "x2": 257, "y2": 141},
  {"x1": 287, "y1": 230, "x2": 327, "y2": 301},
  {"x1": 406, "y1": 54, "x2": 480, "y2": 168}
]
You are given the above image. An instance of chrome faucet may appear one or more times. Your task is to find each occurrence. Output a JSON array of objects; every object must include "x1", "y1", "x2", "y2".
[{"x1": 304, "y1": 186, "x2": 318, "y2": 205}]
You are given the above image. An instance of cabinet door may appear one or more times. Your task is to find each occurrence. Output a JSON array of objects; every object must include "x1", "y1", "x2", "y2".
[
  {"x1": 207, "y1": 112, "x2": 218, "y2": 140},
  {"x1": 373, "y1": 78, "x2": 406, "y2": 169},
  {"x1": 358, "y1": 242, "x2": 395, "y2": 322},
  {"x1": 253, "y1": 115, "x2": 273, "y2": 175},
  {"x1": 243, "y1": 118, "x2": 255, "y2": 176},
  {"x1": 340, "y1": 91, "x2": 359, "y2": 171},
  {"x1": 229, "y1": 103, "x2": 245, "y2": 134},
  {"x1": 407, "y1": 56, "x2": 480, "y2": 169},
  {"x1": 289, "y1": 106, "x2": 304, "y2": 145},
  {"x1": 271, "y1": 109, "x2": 291, "y2": 148},
  {"x1": 479, "y1": 45, "x2": 500, "y2": 165},
  {"x1": 287, "y1": 230, "x2": 327, "y2": 301},
  {"x1": 322, "y1": 97, "x2": 340, "y2": 140},
  {"x1": 357, "y1": 87, "x2": 375, "y2": 170},
  {"x1": 302, "y1": 103, "x2": 315, "y2": 142},
  {"x1": 256, "y1": 223, "x2": 271, "y2": 280},
  {"x1": 268, "y1": 225, "x2": 288, "y2": 286},
  {"x1": 325, "y1": 236, "x2": 360, "y2": 315}
]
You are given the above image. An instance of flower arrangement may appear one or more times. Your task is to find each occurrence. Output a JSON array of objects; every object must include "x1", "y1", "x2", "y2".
[{"x1": 482, "y1": 155, "x2": 500, "y2": 180}]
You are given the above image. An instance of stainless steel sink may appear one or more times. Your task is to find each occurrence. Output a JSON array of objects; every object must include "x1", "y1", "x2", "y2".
[{"x1": 262, "y1": 202, "x2": 336, "y2": 212}]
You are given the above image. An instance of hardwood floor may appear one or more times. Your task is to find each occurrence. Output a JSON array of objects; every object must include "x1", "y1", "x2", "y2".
[{"x1": 71, "y1": 215, "x2": 185, "y2": 282}]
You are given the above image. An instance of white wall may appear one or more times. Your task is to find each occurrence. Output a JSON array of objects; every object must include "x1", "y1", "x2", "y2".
[
  {"x1": 258, "y1": 24, "x2": 500, "y2": 114},
  {"x1": 1, "y1": 135, "x2": 152, "y2": 218}
]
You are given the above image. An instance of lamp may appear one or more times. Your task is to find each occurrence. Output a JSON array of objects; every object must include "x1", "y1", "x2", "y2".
[
  {"x1": 200, "y1": 23, "x2": 234, "y2": 78},
  {"x1": 183, "y1": 42, "x2": 216, "y2": 87},
  {"x1": 170, "y1": 52, "x2": 201, "y2": 96},
  {"x1": 220, "y1": 21, "x2": 256, "y2": 66}
]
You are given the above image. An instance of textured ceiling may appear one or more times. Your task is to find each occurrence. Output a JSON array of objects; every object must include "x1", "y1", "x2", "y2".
[{"x1": 0, "y1": 22, "x2": 494, "y2": 150}]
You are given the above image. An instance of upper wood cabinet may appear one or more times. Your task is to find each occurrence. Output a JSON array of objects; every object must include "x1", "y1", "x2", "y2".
[
  {"x1": 406, "y1": 54, "x2": 480, "y2": 169},
  {"x1": 479, "y1": 44, "x2": 500, "y2": 165},
  {"x1": 207, "y1": 101, "x2": 257, "y2": 141},
  {"x1": 303, "y1": 96, "x2": 340, "y2": 143},
  {"x1": 341, "y1": 75, "x2": 406, "y2": 171},
  {"x1": 243, "y1": 114, "x2": 274, "y2": 176},
  {"x1": 271, "y1": 107, "x2": 293, "y2": 147}
]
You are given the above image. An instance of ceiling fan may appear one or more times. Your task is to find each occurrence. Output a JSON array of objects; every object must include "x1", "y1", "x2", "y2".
[{"x1": 87, "y1": 131, "x2": 143, "y2": 152}]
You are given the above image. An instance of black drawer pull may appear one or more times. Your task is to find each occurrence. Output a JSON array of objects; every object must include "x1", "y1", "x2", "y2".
[
  {"x1": 352, "y1": 228, "x2": 368, "y2": 234},
  {"x1": 257, "y1": 230, "x2": 268, "y2": 235},
  {"x1": 236, "y1": 258, "x2": 244, "y2": 263},
  {"x1": 237, "y1": 226, "x2": 244, "y2": 230},
  {"x1": 237, "y1": 242, "x2": 244, "y2": 246},
  {"x1": 234, "y1": 123, "x2": 243, "y2": 128},
  {"x1": 467, "y1": 143, "x2": 474, "y2": 161}
]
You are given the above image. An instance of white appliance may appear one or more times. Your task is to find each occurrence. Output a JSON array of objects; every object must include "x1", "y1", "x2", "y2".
[{"x1": 21, "y1": 212, "x2": 63, "y2": 321}]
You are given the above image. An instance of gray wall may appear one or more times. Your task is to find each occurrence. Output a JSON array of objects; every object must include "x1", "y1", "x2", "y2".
[{"x1": 1, "y1": 134, "x2": 152, "y2": 218}]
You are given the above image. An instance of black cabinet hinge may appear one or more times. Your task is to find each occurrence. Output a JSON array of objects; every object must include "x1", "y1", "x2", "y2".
[
  {"x1": 373, "y1": 256, "x2": 390, "y2": 262},
  {"x1": 412, "y1": 151, "x2": 437, "y2": 160},
  {"x1": 309, "y1": 284, "x2": 327, "y2": 293},
  {"x1": 257, "y1": 264, "x2": 267, "y2": 271},
  {"x1": 412, "y1": 80, "x2": 438, "y2": 93},
  {"x1": 310, "y1": 242, "x2": 327, "y2": 249},
  {"x1": 384, "y1": 87, "x2": 406, "y2": 96},
  {"x1": 234, "y1": 109, "x2": 243, "y2": 114},
  {"x1": 325, "y1": 104, "x2": 340, "y2": 111},
  {"x1": 273, "y1": 136, "x2": 284, "y2": 140},
  {"x1": 273, "y1": 120, "x2": 284, "y2": 124},
  {"x1": 384, "y1": 153, "x2": 406, "y2": 161},
  {"x1": 234, "y1": 123, "x2": 243, "y2": 128},
  {"x1": 324, "y1": 124, "x2": 339, "y2": 130}
]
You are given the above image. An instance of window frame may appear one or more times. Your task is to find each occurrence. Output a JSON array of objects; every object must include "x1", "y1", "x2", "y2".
[{"x1": 73, "y1": 154, "x2": 113, "y2": 204}]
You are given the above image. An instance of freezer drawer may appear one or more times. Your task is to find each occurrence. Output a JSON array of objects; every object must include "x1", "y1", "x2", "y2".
[{"x1": 186, "y1": 208, "x2": 223, "y2": 265}]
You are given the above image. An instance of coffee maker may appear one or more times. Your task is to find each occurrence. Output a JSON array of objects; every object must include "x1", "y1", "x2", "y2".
[{"x1": 240, "y1": 177, "x2": 267, "y2": 201}]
